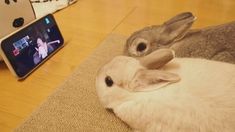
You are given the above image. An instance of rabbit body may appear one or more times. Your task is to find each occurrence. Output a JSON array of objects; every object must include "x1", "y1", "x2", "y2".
[
  {"x1": 171, "y1": 22, "x2": 235, "y2": 63},
  {"x1": 125, "y1": 12, "x2": 235, "y2": 63},
  {"x1": 96, "y1": 54, "x2": 235, "y2": 132}
]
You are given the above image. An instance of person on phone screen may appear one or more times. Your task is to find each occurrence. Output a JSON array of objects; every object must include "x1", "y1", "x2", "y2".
[{"x1": 35, "y1": 37, "x2": 48, "y2": 59}]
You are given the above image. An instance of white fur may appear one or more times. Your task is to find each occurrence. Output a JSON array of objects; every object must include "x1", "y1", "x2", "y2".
[{"x1": 96, "y1": 57, "x2": 235, "y2": 132}]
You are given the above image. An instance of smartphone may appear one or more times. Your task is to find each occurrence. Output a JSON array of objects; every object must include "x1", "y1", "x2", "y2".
[{"x1": 0, "y1": 14, "x2": 64, "y2": 80}]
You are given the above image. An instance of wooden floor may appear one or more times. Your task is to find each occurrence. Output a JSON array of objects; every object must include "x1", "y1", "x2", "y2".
[{"x1": 1, "y1": 0, "x2": 235, "y2": 131}]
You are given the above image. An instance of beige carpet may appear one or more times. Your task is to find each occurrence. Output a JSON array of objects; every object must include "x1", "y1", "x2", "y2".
[{"x1": 15, "y1": 34, "x2": 131, "y2": 132}]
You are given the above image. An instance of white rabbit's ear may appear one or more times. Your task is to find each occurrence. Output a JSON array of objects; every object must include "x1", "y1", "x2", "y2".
[
  {"x1": 159, "y1": 12, "x2": 196, "y2": 45},
  {"x1": 129, "y1": 69, "x2": 180, "y2": 92},
  {"x1": 140, "y1": 49, "x2": 175, "y2": 69}
]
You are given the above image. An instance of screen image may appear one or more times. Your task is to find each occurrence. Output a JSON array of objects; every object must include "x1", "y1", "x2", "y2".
[{"x1": 1, "y1": 14, "x2": 64, "y2": 78}]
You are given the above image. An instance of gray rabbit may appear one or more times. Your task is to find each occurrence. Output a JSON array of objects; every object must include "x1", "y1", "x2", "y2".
[{"x1": 124, "y1": 12, "x2": 235, "y2": 63}]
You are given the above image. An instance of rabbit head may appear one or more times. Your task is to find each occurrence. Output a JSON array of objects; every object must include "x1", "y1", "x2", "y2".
[
  {"x1": 125, "y1": 12, "x2": 196, "y2": 57},
  {"x1": 96, "y1": 49, "x2": 180, "y2": 109}
]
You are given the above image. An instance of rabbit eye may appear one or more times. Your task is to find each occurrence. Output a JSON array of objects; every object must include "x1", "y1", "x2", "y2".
[
  {"x1": 105, "y1": 76, "x2": 113, "y2": 87},
  {"x1": 137, "y1": 42, "x2": 147, "y2": 52}
]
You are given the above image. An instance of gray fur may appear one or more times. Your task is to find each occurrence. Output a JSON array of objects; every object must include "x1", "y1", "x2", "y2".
[{"x1": 124, "y1": 12, "x2": 235, "y2": 63}]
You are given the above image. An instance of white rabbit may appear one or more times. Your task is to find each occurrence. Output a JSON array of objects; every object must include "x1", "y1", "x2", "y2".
[
  {"x1": 124, "y1": 12, "x2": 235, "y2": 64},
  {"x1": 96, "y1": 49, "x2": 235, "y2": 132}
]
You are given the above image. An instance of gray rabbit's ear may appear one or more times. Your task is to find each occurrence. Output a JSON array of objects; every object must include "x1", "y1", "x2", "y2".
[
  {"x1": 129, "y1": 69, "x2": 180, "y2": 92},
  {"x1": 140, "y1": 49, "x2": 175, "y2": 69},
  {"x1": 159, "y1": 12, "x2": 196, "y2": 45}
]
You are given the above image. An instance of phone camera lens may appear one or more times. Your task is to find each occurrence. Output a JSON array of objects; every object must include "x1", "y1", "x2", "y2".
[{"x1": 13, "y1": 17, "x2": 24, "y2": 28}]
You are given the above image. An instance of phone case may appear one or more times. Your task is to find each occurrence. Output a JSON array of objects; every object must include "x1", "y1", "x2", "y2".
[{"x1": 0, "y1": 0, "x2": 36, "y2": 38}]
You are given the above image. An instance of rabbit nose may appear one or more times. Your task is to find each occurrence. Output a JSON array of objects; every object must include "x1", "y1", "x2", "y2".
[
  {"x1": 137, "y1": 43, "x2": 147, "y2": 52},
  {"x1": 106, "y1": 108, "x2": 114, "y2": 113}
]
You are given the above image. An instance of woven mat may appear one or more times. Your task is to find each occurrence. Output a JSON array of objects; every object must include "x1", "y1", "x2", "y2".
[{"x1": 15, "y1": 34, "x2": 131, "y2": 132}]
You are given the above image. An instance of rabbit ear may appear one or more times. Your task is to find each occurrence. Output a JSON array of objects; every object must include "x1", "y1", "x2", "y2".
[
  {"x1": 140, "y1": 49, "x2": 175, "y2": 69},
  {"x1": 159, "y1": 12, "x2": 196, "y2": 45},
  {"x1": 129, "y1": 69, "x2": 180, "y2": 92}
]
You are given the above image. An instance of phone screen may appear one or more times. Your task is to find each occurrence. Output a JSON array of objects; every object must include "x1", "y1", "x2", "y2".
[{"x1": 1, "y1": 14, "x2": 64, "y2": 78}]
